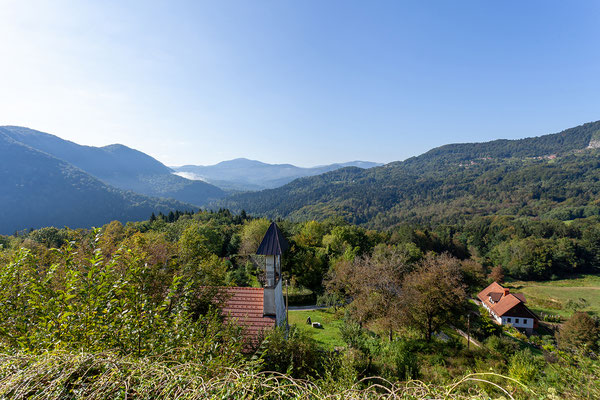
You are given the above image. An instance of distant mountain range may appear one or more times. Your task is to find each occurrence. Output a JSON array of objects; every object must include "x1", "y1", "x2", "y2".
[
  {"x1": 214, "y1": 120, "x2": 600, "y2": 228},
  {"x1": 4, "y1": 120, "x2": 600, "y2": 234},
  {"x1": 0, "y1": 129, "x2": 197, "y2": 234},
  {"x1": 172, "y1": 159, "x2": 382, "y2": 191},
  {"x1": 0, "y1": 126, "x2": 379, "y2": 233},
  {"x1": 0, "y1": 126, "x2": 227, "y2": 233},
  {"x1": 0, "y1": 127, "x2": 225, "y2": 205}
]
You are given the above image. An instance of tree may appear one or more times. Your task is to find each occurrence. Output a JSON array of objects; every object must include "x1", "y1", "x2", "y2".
[
  {"x1": 325, "y1": 246, "x2": 413, "y2": 340},
  {"x1": 400, "y1": 253, "x2": 468, "y2": 342},
  {"x1": 239, "y1": 218, "x2": 271, "y2": 255},
  {"x1": 488, "y1": 265, "x2": 505, "y2": 284},
  {"x1": 178, "y1": 224, "x2": 223, "y2": 265},
  {"x1": 556, "y1": 312, "x2": 599, "y2": 351},
  {"x1": 295, "y1": 220, "x2": 326, "y2": 247}
]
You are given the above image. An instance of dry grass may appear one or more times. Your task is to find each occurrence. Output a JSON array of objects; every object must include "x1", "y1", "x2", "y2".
[{"x1": 0, "y1": 351, "x2": 525, "y2": 400}]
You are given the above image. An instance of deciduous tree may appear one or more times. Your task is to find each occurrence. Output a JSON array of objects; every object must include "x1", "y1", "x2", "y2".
[{"x1": 400, "y1": 253, "x2": 468, "y2": 341}]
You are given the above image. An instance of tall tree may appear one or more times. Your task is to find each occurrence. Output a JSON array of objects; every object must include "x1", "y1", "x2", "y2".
[
  {"x1": 400, "y1": 253, "x2": 468, "y2": 342},
  {"x1": 326, "y1": 245, "x2": 414, "y2": 340}
]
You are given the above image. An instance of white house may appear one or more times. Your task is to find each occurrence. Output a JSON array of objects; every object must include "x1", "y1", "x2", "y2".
[{"x1": 478, "y1": 281, "x2": 539, "y2": 334}]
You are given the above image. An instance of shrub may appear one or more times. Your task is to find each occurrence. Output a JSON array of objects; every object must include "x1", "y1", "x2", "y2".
[
  {"x1": 0, "y1": 235, "x2": 244, "y2": 362},
  {"x1": 485, "y1": 335, "x2": 520, "y2": 356},
  {"x1": 258, "y1": 326, "x2": 325, "y2": 379},
  {"x1": 508, "y1": 349, "x2": 543, "y2": 384},
  {"x1": 380, "y1": 339, "x2": 419, "y2": 381},
  {"x1": 556, "y1": 312, "x2": 600, "y2": 352}
]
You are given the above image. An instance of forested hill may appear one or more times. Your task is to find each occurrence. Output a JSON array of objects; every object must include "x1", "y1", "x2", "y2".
[
  {"x1": 400, "y1": 120, "x2": 600, "y2": 169},
  {"x1": 0, "y1": 126, "x2": 225, "y2": 206},
  {"x1": 215, "y1": 120, "x2": 600, "y2": 228},
  {"x1": 0, "y1": 130, "x2": 194, "y2": 234}
]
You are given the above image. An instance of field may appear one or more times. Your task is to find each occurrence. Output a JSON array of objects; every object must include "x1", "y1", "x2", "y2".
[
  {"x1": 288, "y1": 308, "x2": 346, "y2": 349},
  {"x1": 506, "y1": 274, "x2": 600, "y2": 319}
]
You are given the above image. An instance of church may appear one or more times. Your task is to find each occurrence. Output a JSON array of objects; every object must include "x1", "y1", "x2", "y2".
[{"x1": 220, "y1": 222, "x2": 288, "y2": 341}]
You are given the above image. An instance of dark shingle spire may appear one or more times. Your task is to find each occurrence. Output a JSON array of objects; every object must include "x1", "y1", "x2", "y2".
[{"x1": 256, "y1": 222, "x2": 289, "y2": 255}]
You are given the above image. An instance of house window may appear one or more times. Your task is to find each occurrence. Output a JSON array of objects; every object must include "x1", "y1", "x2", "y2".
[
  {"x1": 515, "y1": 318, "x2": 519, "y2": 324},
  {"x1": 507, "y1": 317, "x2": 511, "y2": 323}
]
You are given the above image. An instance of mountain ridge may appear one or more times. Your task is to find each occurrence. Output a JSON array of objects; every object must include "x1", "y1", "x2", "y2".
[
  {"x1": 0, "y1": 126, "x2": 225, "y2": 206},
  {"x1": 0, "y1": 130, "x2": 195, "y2": 234},
  {"x1": 172, "y1": 158, "x2": 382, "y2": 191},
  {"x1": 213, "y1": 120, "x2": 600, "y2": 228}
]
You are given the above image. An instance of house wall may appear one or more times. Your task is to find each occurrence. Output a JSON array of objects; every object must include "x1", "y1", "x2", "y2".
[
  {"x1": 274, "y1": 279, "x2": 286, "y2": 326},
  {"x1": 482, "y1": 302, "x2": 502, "y2": 324},
  {"x1": 264, "y1": 287, "x2": 275, "y2": 315},
  {"x1": 263, "y1": 279, "x2": 285, "y2": 326},
  {"x1": 502, "y1": 316, "x2": 534, "y2": 329}
]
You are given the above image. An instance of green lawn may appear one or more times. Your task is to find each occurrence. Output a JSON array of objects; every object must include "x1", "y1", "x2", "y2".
[
  {"x1": 288, "y1": 308, "x2": 346, "y2": 349},
  {"x1": 506, "y1": 274, "x2": 600, "y2": 318}
]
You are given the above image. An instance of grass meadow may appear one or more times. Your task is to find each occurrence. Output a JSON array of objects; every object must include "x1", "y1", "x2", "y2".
[
  {"x1": 288, "y1": 308, "x2": 346, "y2": 349},
  {"x1": 506, "y1": 274, "x2": 600, "y2": 319}
]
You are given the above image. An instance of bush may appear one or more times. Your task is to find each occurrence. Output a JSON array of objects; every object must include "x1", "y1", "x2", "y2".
[
  {"x1": 508, "y1": 349, "x2": 543, "y2": 384},
  {"x1": 258, "y1": 326, "x2": 325, "y2": 379},
  {"x1": 0, "y1": 235, "x2": 244, "y2": 362},
  {"x1": 485, "y1": 335, "x2": 520, "y2": 356},
  {"x1": 556, "y1": 312, "x2": 600, "y2": 352},
  {"x1": 475, "y1": 307, "x2": 502, "y2": 338},
  {"x1": 316, "y1": 292, "x2": 344, "y2": 310},
  {"x1": 380, "y1": 339, "x2": 419, "y2": 380}
]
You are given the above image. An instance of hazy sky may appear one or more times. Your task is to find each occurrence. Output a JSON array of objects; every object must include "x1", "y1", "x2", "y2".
[{"x1": 1, "y1": 1, "x2": 599, "y2": 167}]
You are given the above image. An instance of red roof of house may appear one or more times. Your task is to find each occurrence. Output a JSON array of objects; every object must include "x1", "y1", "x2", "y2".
[
  {"x1": 221, "y1": 287, "x2": 276, "y2": 341},
  {"x1": 478, "y1": 282, "x2": 538, "y2": 320}
]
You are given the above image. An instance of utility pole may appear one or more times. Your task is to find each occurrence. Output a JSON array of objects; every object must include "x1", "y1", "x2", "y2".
[
  {"x1": 467, "y1": 313, "x2": 471, "y2": 350},
  {"x1": 285, "y1": 279, "x2": 289, "y2": 330}
]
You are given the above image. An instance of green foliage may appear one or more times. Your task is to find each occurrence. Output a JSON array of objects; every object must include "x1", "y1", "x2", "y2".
[
  {"x1": 340, "y1": 319, "x2": 374, "y2": 355},
  {"x1": 239, "y1": 218, "x2": 271, "y2": 255},
  {"x1": 556, "y1": 312, "x2": 599, "y2": 351},
  {"x1": 316, "y1": 292, "x2": 345, "y2": 310},
  {"x1": 401, "y1": 254, "x2": 468, "y2": 341},
  {"x1": 258, "y1": 326, "x2": 325, "y2": 379},
  {"x1": 178, "y1": 224, "x2": 224, "y2": 264},
  {"x1": 0, "y1": 233, "x2": 243, "y2": 360},
  {"x1": 475, "y1": 307, "x2": 502, "y2": 338},
  {"x1": 508, "y1": 349, "x2": 543, "y2": 384},
  {"x1": 485, "y1": 335, "x2": 520, "y2": 356},
  {"x1": 380, "y1": 339, "x2": 419, "y2": 381},
  {"x1": 28, "y1": 227, "x2": 70, "y2": 248}
]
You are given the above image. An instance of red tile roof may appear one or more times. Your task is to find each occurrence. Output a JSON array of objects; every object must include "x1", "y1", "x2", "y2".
[
  {"x1": 478, "y1": 282, "x2": 538, "y2": 320},
  {"x1": 221, "y1": 287, "x2": 276, "y2": 341}
]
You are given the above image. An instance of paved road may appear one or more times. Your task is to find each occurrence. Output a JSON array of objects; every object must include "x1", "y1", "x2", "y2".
[{"x1": 288, "y1": 305, "x2": 328, "y2": 311}]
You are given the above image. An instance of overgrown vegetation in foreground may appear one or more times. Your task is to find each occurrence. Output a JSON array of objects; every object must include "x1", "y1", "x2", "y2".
[
  {"x1": 1, "y1": 210, "x2": 600, "y2": 399},
  {"x1": 0, "y1": 351, "x2": 545, "y2": 399},
  {"x1": 0, "y1": 349, "x2": 598, "y2": 399}
]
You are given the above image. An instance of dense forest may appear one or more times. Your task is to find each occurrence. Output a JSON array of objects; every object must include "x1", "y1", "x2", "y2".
[
  {"x1": 0, "y1": 209, "x2": 599, "y2": 398},
  {"x1": 216, "y1": 121, "x2": 600, "y2": 228}
]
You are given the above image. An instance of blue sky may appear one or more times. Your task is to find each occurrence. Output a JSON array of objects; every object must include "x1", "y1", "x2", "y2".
[{"x1": 1, "y1": 1, "x2": 599, "y2": 166}]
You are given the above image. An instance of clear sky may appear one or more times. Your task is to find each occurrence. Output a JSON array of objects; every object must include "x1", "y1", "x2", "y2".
[{"x1": 1, "y1": 1, "x2": 599, "y2": 167}]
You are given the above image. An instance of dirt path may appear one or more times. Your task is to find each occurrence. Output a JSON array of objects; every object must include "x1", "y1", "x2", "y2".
[{"x1": 451, "y1": 325, "x2": 482, "y2": 348}]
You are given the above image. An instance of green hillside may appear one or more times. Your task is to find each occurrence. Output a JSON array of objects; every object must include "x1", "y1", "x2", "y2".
[
  {"x1": 216, "y1": 121, "x2": 600, "y2": 228},
  {"x1": 0, "y1": 131, "x2": 195, "y2": 233},
  {"x1": 0, "y1": 126, "x2": 225, "y2": 206}
]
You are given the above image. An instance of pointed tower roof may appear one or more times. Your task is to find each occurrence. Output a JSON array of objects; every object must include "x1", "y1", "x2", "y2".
[{"x1": 256, "y1": 222, "x2": 289, "y2": 255}]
